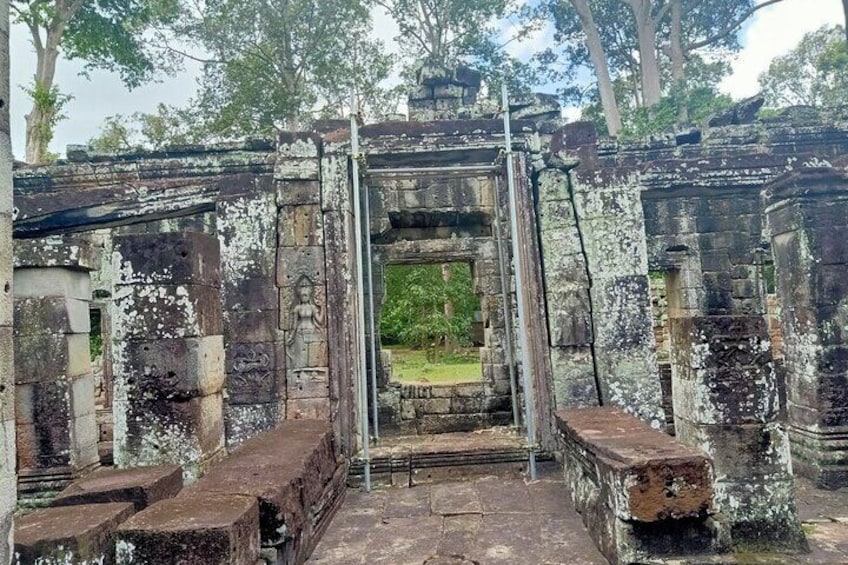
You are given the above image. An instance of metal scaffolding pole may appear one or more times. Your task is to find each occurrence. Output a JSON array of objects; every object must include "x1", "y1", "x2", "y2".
[
  {"x1": 502, "y1": 85, "x2": 538, "y2": 480},
  {"x1": 363, "y1": 181, "x2": 380, "y2": 442},
  {"x1": 492, "y1": 177, "x2": 521, "y2": 428},
  {"x1": 350, "y1": 95, "x2": 371, "y2": 492}
]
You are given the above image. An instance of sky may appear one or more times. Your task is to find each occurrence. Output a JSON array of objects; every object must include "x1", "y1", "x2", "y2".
[{"x1": 7, "y1": 0, "x2": 846, "y2": 160}]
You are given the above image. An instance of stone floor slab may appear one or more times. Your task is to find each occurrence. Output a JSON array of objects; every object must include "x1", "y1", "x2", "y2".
[{"x1": 309, "y1": 474, "x2": 607, "y2": 565}]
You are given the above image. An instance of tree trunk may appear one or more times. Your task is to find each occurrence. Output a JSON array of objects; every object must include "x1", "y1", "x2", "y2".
[
  {"x1": 571, "y1": 0, "x2": 623, "y2": 136},
  {"x1": 629, "y1": 0, "x2": 662, "y2": 107},
  {"x1": 442, "y1": 263, "x2": 454, "y2": 352},
  {"x1": 843, "y1": 0, "x2": 848, "y2": 44},
  {"x1": 669, "y1": 0, "x2": 688, "y2": 123},
  {"x1": 24, "y1": 24, "x2": 62, "y2": 163}
]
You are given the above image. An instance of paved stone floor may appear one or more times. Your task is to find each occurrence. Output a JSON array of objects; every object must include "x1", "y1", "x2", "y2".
[
  {"x1": 308, "y1": 472, "x2": 606, "y2": 565},
  {"x1": 310, "y1": 473, "x2": 848, "y2": 565}
]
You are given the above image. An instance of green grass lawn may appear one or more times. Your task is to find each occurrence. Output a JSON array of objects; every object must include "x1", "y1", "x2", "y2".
[{"x1": 385, "y1": 346, "x2": 482, "y2": 384}]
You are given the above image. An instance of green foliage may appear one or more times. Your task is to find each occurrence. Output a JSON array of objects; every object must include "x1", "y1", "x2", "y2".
[
  {"x1": 88, "y1": 104, "x2": 207, "y2": 151},
  {"x1": 759, "y1": 25, "x2": 848, "y2": 108},
  {"x1": 378, "y1": 0, "x2": 537, "y2": 94},
  {"x1": 531, "y1": 0, "x2": 769, "y2": 135},
  {"x1": 181, "y1": 0, "x2": 393, "y2": 137},
  {"x1": 23, "y1": 80, "x2": 72, "y2": 163},
  {"x1": 380, "y1": 263, "x2": 480, "y2": 353}
]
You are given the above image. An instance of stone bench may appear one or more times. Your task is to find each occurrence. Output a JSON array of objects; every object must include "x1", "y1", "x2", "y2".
[
  {"x1": 14, "y1": 502, "x2": 136, "y2": 564},
  {"x1": 51, "y1": 464, "x2": 183, "y2": 511},
  {"x1": 116, "y1": 420, "x2": 346, "y2": 565},
  {"x1": 556, "y1": 407, "x2": 729, "y2": 564}
]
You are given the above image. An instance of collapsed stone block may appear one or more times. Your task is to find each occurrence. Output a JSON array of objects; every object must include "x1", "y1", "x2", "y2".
[{"x1": 14, "y1": 502, "x2": 136, "y2": 564}]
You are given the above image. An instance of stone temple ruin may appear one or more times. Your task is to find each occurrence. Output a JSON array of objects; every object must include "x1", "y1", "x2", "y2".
[{"x1": 1, "y1": 62, "x2": 848, "y2": 564}]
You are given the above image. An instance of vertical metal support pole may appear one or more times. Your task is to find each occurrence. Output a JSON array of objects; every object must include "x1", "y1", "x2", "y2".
[
  {"x1": 492, "y1": 177, "x2": 521, "y2": 428},
  {"x1": 351, "y1": 94, "x2": 372, "y2": 492},
  {"x1": 364, "y1": 181, "x2": 380, "y2": 442},
  {"x1": 502, "y1": 85, "x2": 538, "y2": 480}
]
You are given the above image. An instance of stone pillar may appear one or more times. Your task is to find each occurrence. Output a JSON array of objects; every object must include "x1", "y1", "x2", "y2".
[
  {"x1": 536, "y1": 160, "x2": 598, "y2": 410},
  {"x1": 570, "y1": 162, "x2": 664, "y2": 427},
  {"x1": 217, "y1": 175, "x2": 282, "y2": 447},
  {"x1": 276, "y1": 134, "x2": 330, "y2": 422},
  {"x1": 667, "y1": 246, "x2": 805, "y2": 549},
  {"x1": 13, "y1": 236, "x2": 101, "y2": 504},
  {"x1": 0, "y1": 0, "x2": 15, "y2": 554},
  {"x1": 765, "y1": 166, "x2": 848, "y2": 488},
  {"x1": 112, "y1": 232, "x2": 225, "y2": 483}
]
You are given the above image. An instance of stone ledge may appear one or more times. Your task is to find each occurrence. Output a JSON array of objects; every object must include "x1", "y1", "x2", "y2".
[
  {"x1": 556, "y1": 407, "x2": 729, "y2": 564},
  {"x1": 178, "y1": 419, "x2": 343, "y2": 559},
  {"x1": 14, "y1": 502, "x2": 136, "y2": 564},
  {"x1": 51, "y1": 464, "x2": 183, "y2": 511}
]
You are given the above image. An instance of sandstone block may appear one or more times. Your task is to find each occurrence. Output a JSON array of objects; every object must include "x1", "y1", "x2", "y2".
[
  {"x1": 116, "y1": 494, "x2": 259, "y2": 565},
  {"x1": 14, "y1": 296, "x2": 90, "y2": 335},
  {"x1": 13, "y1": 267, "x2": 90, "y2": 300},
  {"x1": 52, "y1": 464, "x2": 183, "y2": 511},
  {"x1": 121, "y1": 336, "x2": 225, "y2": 399},
  {"x1": 113, "y1": 283, "x2": 223, "y2": 340},
  {"x1": 14, "y1": 502, "x2": 135, "y2": 565},
  {"x1": 113, "y1": 232, "x2": 220, "y2": 287}
]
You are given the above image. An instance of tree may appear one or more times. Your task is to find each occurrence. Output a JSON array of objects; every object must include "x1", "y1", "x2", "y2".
[
  {"x1": 11, "y1": 0, "x2": 181, "y2": 163},
  {"x1": 87, "y1": 103, "x2": 206, "y2": 152},
  {"x1": 376, "y1": 0, "x2": 535, "y2": 93},
  {"x1": 758, "y1": 24, "x2": 848, "y2": 108},
  {"x1": 179, "y1": 0, "x2": 392, "y2": 137},
  {"x1": 534, "y1": 0, "x2": 785, "y2": 136},
  {"x1": 380, "y1": 263, "x2": 479, "y2": 360}
]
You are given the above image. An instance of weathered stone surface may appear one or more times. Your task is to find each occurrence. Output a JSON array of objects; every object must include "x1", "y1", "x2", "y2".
[
  {"x1": 14, "y1": 296, "x2": 90, "y2": 335},
  {"x1": 122, "y1": 336, "x2": 225, "y2": 399},
  {"x1": 113, "y1": 283, "x2": 223, "y2": 340},
  {"x1": 13, "y1": 267, "x2": 90, "y2": 299},
  {"x1": 14, "y1": 502, "x2": 135, "y2": 564},
  {"x1": 14, "y1": 234, "x2": 101, "y2": 271},
  {"x1": 182, "y1": 420, "x2": 337, "y2": 546},
  {"x1": 557, "y1": 407, "x2": 729, "y2": 564},
  {"x1": 113, "y1": 231, "x2": 220, "y2": 287},
  {"x1": 52, "y1": 464, "x2": 183, "y2": 511},
  {"x1": 116, "y1": 494, "x2": 260, "y2": 565}
]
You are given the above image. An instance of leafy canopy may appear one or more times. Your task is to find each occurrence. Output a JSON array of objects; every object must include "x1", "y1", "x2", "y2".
[
  {"x1": 759, "y1": 24, "x2": 848, "y2": 108},
  {"x1": 381, "y1": 263, "x2": 480, "y2": 350}
]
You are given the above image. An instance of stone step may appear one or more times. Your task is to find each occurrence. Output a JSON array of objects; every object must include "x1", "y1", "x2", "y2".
[{"x1": 349, "y1": 442, "x2": 554, "y2": 487}]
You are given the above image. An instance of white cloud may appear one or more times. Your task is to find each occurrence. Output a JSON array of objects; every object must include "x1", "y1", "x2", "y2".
[{"x1": 719, "y1": 0, "x2": 844, "y2": 98}]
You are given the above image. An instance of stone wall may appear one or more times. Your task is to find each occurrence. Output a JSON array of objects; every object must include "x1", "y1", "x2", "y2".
[{"x1": 0, "y1": 0, "x2": 14, "y2": 557}]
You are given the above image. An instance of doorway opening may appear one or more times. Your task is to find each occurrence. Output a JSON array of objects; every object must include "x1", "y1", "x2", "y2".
[{"x1": 380, "y1": 262, "x2": 483, "y2": 386}]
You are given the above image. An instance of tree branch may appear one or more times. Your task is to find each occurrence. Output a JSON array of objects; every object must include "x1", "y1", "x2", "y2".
[{"x1": 685, "y1": 0, "x2": 786, "y2": 52}]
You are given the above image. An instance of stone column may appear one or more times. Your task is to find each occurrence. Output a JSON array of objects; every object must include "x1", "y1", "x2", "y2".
[
  {"x1": 276, "y1": 133, "x2": 330, "y2": 422},
  {"x1": 765, "y1": 166, "x2": 848, "y2": 488},
  {"x1": 536, "y1": 159, "x2": 598, "y2": 410},
  {"x1": 570, "y1": 164, "x2": 664, "y2": 427},
  {"x1": 112, "y1": 232, "x2": 225, "y2": 483},
  {"x1": 667, "y1": 245, "x2": 805, "y2": 549},
  {"x1": 13, "y1": 236, "x2": 101, "y2": 504},
  {"x1": 0, "y1": 0, "x2": 15, "y2": 554},
  {"x1": 217, "y1": 176, "x2": 282, "y2": 447}
]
